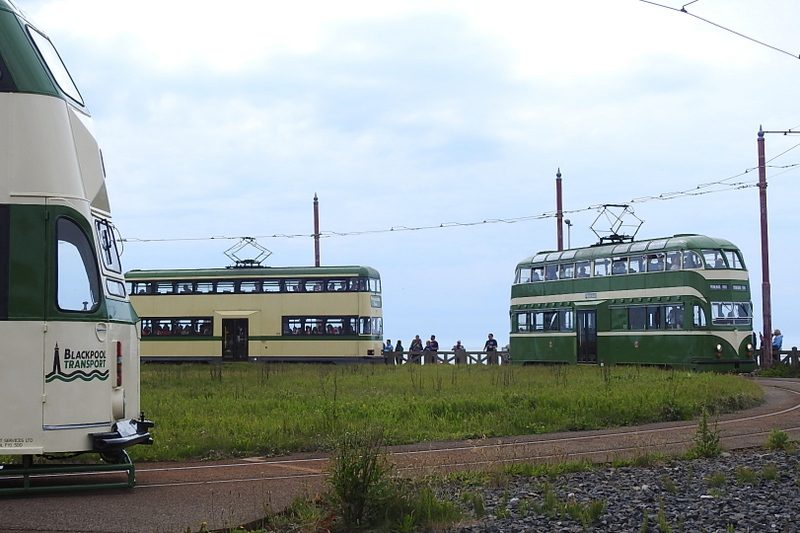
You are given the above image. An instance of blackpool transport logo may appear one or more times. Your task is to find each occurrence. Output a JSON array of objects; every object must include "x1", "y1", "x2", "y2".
[{"x1": 45, "y1": 343, "x2": 109, "y2": 383}]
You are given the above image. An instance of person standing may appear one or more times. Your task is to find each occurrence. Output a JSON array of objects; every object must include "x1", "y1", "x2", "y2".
[
  {"x1": 409, "y1": 335, "x2": 423, "y2": 364},
  {"x1": 382, "y1": 339, "x2": 393, "y2": 365},
  {"x1": 484, "y1": 333, "x2": 498, "y2": 365},
  {"x1": 427, "y1": 335, "x2": 439, "y2": 364},
  {"x1": 394, "y1": 339, "x2": 404, "y2": 365}
]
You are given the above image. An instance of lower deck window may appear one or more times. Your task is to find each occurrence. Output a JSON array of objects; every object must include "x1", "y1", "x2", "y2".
[{"x1": 141, "y1": 317, "x2": 213, "y2": 336}]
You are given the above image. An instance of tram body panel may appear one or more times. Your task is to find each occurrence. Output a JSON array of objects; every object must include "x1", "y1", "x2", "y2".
[
  {"x1": 0, "y1": 94, "x2": 85, "y2": 202},
  {"x1": 0, "y1": 321, "x2": 46, "y2": 455}
]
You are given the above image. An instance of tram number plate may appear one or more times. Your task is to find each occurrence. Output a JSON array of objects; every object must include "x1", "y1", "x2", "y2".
[{"x1": 584, "y1": 292, "x2": 598, "y2": 300}]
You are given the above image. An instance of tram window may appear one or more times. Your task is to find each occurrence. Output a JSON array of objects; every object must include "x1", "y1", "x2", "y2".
[
  {"x1": 303, "y1": 317, "x2": 322, "y2": 334},
  {"x1": 325, "y1": 318, "x2": 344, "y2": 335},
  {"x1": 666, "y1": 251, "x2": 681, "y2": 271},
  {"x1": 611, "y1": 243, "x2": 631, "y2": 255},
  {"x1": 369, "y1": 278, "x2": 381, "y2": 293},
  {"x1": 575, "y1": 261, "x2": 590, "y2": 278},
  {"x1": 712, "y1": 302, "x2": 735, "y2": 325},
  {"x1": 693, "y1": 305, "x2": 708, "y2": 328},
  {"x1": 593, "y1": 258, "x2": 610, "y2": 277},
  {"x1": 216, "y1": 280, "x2": 235, "y2": 293},
  {"x1": 359, "y1": 317, "x2": 372, "y2": 335},
  {"x1": 284, "y1": 317, "x2": 303, "y2": 335},
  {"x1": 327, "y1": 279, "x2": 348, "y2": 291},
  {"x1": 646, "y1": 306, "x2": 661, "y2": 329},
  {"x1": 544, "y1": 264, "x2": 558, "y2": 281},
  {"x1": 239, "y1": 280, "x2": 258, "y2": 293},
  {"x1": 175, "y1": 319, "x2": 193, "y2": 335},
  {"x1": 516, "y1": 312, "x2": 529, "y2": 332},
  {"x1": 610, "y1": 308, "x2": 627, "y2": 330},
  {"x1": 628, "y1": 256, "x2": 645, "y2": 274},
  {"x1": 724, "y1": 250, "x2": 745, "y2": 269},
  {"x1": 629, "y1": 307, "x2": 646, "y2": 330},
  {"x1": 56, "y1": 218, "x2": 100, "y2": 312},
  {"x1": 559, "y1": 263, "x2": 575, "y2": 279},
  {"x1": 27, "y1": 26, "x2": 84, "y2": 106},
  {"x1": 559, "y1": 309, "x2": 574, "y2": 331},
  {"x1": 178, "y1": 282, "x2": 194, "y2": 294},
  {"x1": 611, "y1": 257, "x2": 628, "y2": 275},
  {"x1": 141, "y1": 319, "x2": 154, "y2": 336},
  {"x1": 258, "y1": 280, "x2": 278, "y2": 293},
  {"x1": 702, "y1": 250, "x2": 725, "y2": 269},
  {"x1": 560, "y1": 250, "x2": 577, "y2": 260},
  {"x1": 195, "y1": 281, "x2": 214, "y2": 294},
  {"x1": 516, "y1": 268, "x2": 528, "y2": 283},
  {"x1": 665, "y1": 305, "x2": 683, "y2": 329},
  {"x1": 155, "y1": 319, "x2": 173, "y2": 336},
  {"x1": 532, "y1": 312, "x2": 545, "y2": 331},
  {"x1": 629, "y1": 241, "x2": 648, "y2": 252},
  {"x1": 342, "y1": 317, "x2": 357, "y2": 335},
  {"x1": 682, "y1": 250, "x2": 702, "y2": 269},
  {"x1": 532, "y1": 266, "x2": 544, "y2": 281},
  {"x1": 646, "y1": 253, "x2": 665, "y2": 272},
  {"x1": 543, "y1": 311, "x2": 559, "y2": 331},
  {"x1": 647, "y1": 239, "x2": 668, "y2": 250},
  {"x1": 734, "y1": 302, "x2": 752, "y2": 324},
  {"x1": 131, "y1": 281, "x2": 150, "y2": 295},
  {"x1": 372, "y1": 317, "x2": 383, "y2": 336},
  {"x1": 94, "y1": 219, "x2": 122, "y2": 274},
  {"x1": 155, "y1": 282, "x2": 175, "y2": 295},
  {"x1": 196, "y1": 318, "x2": 213, "y2": 336},
  {"x1": 106, "y1": 279, "x2": 126, "y2": 298}
]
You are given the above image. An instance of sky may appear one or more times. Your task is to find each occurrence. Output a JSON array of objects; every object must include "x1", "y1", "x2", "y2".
[{"x1": 19, "y1": 0, "x2": 800, "y2": 351}]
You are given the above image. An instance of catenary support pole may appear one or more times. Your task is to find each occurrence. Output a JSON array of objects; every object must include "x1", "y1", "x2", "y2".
[
  {"x1": 757, "y1": 127, "x2": 772, "y2": 367},
  {"x1": 556, "y1": 168, "x2": 563, "y2": 251},
  {"x1": 313, "y1": 193, "x2": 321, "y2": 267}
]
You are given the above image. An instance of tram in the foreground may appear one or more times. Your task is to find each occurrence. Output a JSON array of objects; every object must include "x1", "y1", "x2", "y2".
[
  {"x1": 0, "y1": 0, "x2": 152, "y2": 489},
  {"x1": 509, "y1": 234, "x2": 757, "y2": 371},
  {"x1": 127, "y1": 265, "x2": 384, "y2": 362}
]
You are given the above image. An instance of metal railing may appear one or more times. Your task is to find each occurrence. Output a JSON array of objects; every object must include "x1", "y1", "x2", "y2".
[{"x1": 382, "y1": 349, "x2": 510, "y2": 365}]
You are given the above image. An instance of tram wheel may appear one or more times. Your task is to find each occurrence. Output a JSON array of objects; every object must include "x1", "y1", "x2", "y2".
[{"x1": 100, "y1": 450, "x2": 130, "y2": 464}]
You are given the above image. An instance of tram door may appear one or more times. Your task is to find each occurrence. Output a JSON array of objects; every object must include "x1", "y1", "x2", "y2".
[
  {"x1": 222, "y1": 319, "x2": 249, "y2": 361},
  {"x1": 576, "y1": 310, "x2": 597, "y2": 363}
]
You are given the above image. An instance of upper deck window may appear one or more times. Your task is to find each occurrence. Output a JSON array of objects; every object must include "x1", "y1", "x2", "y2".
[
  {"x1": 683, "y1": 250, "x2": 702, "y2": 269},
  {"x1": 27, "y1": 26, "x2": 84, "y2": 106},
  {"x1": 593, "y1": 258, "x2": 610, "y2": 277},
  {"x1": 723, "y1": 250, "x2": 745, "y2": 269},
  {"x1": 702, "y1": 250, "x2": 726, "y2": 269}
]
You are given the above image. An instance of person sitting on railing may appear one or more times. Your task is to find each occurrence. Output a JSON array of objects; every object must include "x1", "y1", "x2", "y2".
[
  {"x1": 773, "y1": 329, "x2": 784, "y2": 362},
  {"x1": 453, "y1": 340, "x2": 466, "y2": 364}
]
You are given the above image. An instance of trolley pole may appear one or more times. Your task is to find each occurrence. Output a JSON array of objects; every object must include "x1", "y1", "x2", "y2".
[
  {"x1": 757, "y1": 127, "x2": 772, "y2": 367},
  {"x1": 313, "y1": 193, "x2": 321, "y2": 267},
  {"x1": 556, "y1": 168, "x2": 564, "y2": 251}
]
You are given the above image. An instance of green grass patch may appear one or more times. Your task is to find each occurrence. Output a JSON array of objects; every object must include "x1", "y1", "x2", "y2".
[{"x1": 132, "y1": 363, "x2": 763, "y2": 461}]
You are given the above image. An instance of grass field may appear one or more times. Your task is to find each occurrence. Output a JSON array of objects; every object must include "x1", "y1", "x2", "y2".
[{"x1": 131, "y1": 363, "x2": 763, "y2": 462}]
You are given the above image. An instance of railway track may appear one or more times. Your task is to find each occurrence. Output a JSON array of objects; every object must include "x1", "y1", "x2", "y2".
[{"x1": 2, "y1": 378, "x2": 799, "y2": 533}]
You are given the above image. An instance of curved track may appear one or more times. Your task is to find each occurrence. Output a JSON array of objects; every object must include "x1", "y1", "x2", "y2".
[{"x1": 2, "y1": 378, "x2": 800, "y2": 533}]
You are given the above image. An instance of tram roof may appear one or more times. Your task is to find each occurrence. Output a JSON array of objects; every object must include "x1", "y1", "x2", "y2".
[
  {"x1": 516, "y1": 234, "x2": 740, "y2": 266},
  {"x1": 125, "y1": 265, "x2": 381, "y2": 280}
]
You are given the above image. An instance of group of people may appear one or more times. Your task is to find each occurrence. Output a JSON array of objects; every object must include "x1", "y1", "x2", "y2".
[{"x1": 382, "y1": 333, "x2": 500, "y2": 365}]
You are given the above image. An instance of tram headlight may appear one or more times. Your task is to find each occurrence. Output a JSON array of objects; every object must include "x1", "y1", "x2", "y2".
[
  {"x1": 746, "y1": 343, "x2": 754, "y2": 352},
  {"x1": 715, "y1": 344, "x2": 723, "y2": 353}
]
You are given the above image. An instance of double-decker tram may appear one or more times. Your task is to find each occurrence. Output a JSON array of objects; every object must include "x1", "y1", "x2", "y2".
[
  {"x1": 127, "y1": 265, "x2": 384, "y2": 362},
  {"x1": 509, "y1": 234, "x2": 757, "y2": 371},
  {"x1": 0, "y1": 1, "x2": 152, "y2": 491}
]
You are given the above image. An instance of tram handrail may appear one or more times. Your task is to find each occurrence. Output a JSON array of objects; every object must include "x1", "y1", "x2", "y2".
[{"x1": 385, "y1": 350, "x2": 509, "y2": 365}]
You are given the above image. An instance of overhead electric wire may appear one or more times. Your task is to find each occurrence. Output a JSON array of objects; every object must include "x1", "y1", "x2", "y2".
[
  {"x1": 640, "y1": 0, "x2": 800, "y2": 60},
  {"x1": 121, "y1": 161, "x2": 798, "y2": 244}
]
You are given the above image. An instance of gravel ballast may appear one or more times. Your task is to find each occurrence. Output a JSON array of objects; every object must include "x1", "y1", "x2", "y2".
[{"x1": 445, "y1": 449, "x2": 800, "y2": 532}]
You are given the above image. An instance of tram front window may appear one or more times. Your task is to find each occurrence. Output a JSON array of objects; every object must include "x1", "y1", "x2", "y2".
[{"x1": 56, "y1": 218, "x2": 100, "y2": 312}]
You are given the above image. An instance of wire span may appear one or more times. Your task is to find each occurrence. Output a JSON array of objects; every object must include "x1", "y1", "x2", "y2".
[{"x1": 640, "y1": 0, "x2": 799, "y2": 60}]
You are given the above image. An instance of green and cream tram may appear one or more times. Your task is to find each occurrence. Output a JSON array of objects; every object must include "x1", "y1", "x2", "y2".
[
  {"x1": 127, "y1": 265, "x2": 384, "y2": 362},
  {"x1": 0, "y1": 0, "x2": 152, "y2": 475},
  {"x1": 510, "y1": 234, "x2": 756, "y2": 371}
]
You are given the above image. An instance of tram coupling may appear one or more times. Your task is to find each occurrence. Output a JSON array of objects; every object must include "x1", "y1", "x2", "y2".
[{"x1": 90, "y1": 412, "x2": 155, "y2": 452}]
